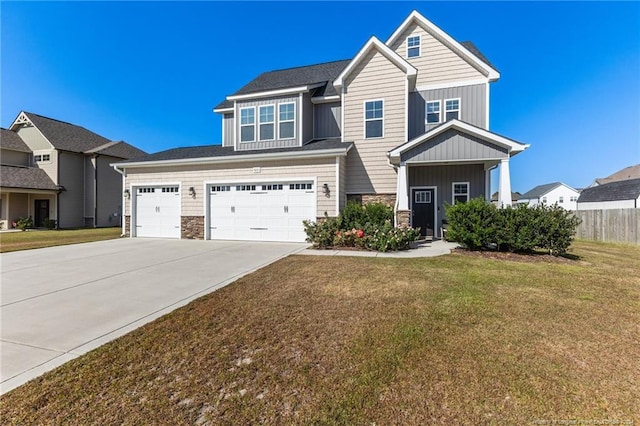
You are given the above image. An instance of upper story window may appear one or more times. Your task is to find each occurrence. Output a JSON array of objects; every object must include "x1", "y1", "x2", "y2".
[
  {"x1": 34, "y1": 154, "x2": 51, "y2": 163},
  {"x1": 445, "y1": 98, "x2": 460, "y2": 121},
  {"x1": 259, "y1": 105, "x2": 275, "y2": 141},
  {"x1": 240, "y1": 107, "x2": 255, "y2": 142},
  {"x1": 407, "y1": 35, "x2": 421, "y2": 58},
  {"x1": 364, "y1": 100, "x2": 384, "y2": 138},
  {"x1": 558, "y1": 196, "x2": 564, "y2": 203},
  {"x1": 453, "y1": 182, "x2": 469, "y2": 204},
  {"x1": 278, "y1": 103, "x2": 295, "y2": 139},
  {"x1": 426, "y1": 100, "x2": 441, "y2": 124},
  {"x1": 542, "y1": 196, "x2": 547, "y2": 204},
  {"x1": 570, "y1": 196, "x2": 578, "y2": 202}
]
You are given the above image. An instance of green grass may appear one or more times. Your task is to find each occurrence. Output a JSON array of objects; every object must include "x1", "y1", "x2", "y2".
[
  {"x1": 0, "y1": 227, "x2": 122, "y2": 252},
  {"x1": 1, "y1": 240, "x2": 638, "y2": 424}
]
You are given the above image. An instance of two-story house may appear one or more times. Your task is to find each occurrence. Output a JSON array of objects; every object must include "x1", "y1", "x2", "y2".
[
  {"x1": 1, "y1": 111, "x2": 146, "y2": 229},
  {"x1": 114, "y1": 10, "x2": 529, "y2": 242}
]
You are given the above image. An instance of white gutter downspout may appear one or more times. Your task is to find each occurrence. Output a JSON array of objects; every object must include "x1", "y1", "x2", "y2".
[{"x1": 112, "y1": 164, "x2": 126, "y2": 236}]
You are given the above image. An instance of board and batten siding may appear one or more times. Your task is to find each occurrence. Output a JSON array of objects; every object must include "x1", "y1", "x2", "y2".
[
  {"x1": 388, "y1": 23, "x2": 486, "y2": 87},
  {"x1": 343, "y1": 49, "x2": 407, "y2": 194},
  {"x1": 314, "y1": 102, "x2": 342, "y2": 139},
  {"x1": 58, "y1": 151, "x2": 85, "y2": 228},
  {"x1": 124, "y1": 157, "x2": 338, "y2": 219},
  {"x1": 222, "y1": 113, "x2": 234, "y2": 147},
  {"x1": 409, "y1": 84, "x2": 487, "y2": 139},
  {"x1": 302, "y1": 92, "x2": 314, "y2": 144},
  {"x1": 235, "y1": 96, "x2": 300, "y2": 151},
  {"x1": 402, "y1": 128, "x2": 508, "y2": 163}
]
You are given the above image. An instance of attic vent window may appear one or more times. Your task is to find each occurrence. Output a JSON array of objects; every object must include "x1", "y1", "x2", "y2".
[{"x1": 407, "y1": 35, "x2": 420, "y2": 58}]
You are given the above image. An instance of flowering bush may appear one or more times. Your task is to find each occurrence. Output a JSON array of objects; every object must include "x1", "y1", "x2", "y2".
[
  {"x1": 367, "y1": 221, "x2": 421, "y2": 252},
  {"x1": 15, "y1": 217, "x2": 33, "y2": 231},
  {"x1": 334, "y1": 228, "x2": 368, "y2": 249}
]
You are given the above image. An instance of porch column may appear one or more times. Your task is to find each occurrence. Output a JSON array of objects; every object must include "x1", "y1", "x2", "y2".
[
  {"x1": 498, "y1": 158, "x2": 512, "y2": 208},
  {"x1": 395, "y1": 162, "x2": 410, "y2": 227}
]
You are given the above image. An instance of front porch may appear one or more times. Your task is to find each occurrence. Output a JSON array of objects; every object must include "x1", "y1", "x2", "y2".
[{"x1": 0, "y1": 190, "x2": 58, "y2": 230}]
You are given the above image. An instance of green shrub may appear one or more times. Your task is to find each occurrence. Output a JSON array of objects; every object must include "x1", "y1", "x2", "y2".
[
  {"x1": 445, "y1": 198, "x2": 497, "y2": 250},
  {"x1": 338, "y1": 201, "x2": 394, "y2": 231},
  {"x1": 43, "y1": 218, "x2": 57, "y2": 230},
  {"x1": 338, "y1": 201, "x2": 366, "y2": 230},
  {"x1": 495, "y1": 204, "x2": 540, "y2": 253},
  {"x1": 303, "y1": 217, "x2": 339, "y2": 249},
  {"x1": 367, "y1": 221, "x2": 421, "y2": 252},
  {"x1": 535, "y1": 204, "x2": 581, "y2": 256},
  {"x1": 16, "y1": 217, "x2": 33, "y2": 231}
]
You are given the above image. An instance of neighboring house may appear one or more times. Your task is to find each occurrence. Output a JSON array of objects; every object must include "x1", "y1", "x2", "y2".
[
  {"x1": 577, "y1": 178, "x2": 640, "y2": 210},
  {"x1": 491, "y1": 191, "x2": 521, "y2": 206},
  {"x1": 114, "y1": 10, "x2": 529, "y2": 242},
  {"x1": 0, "y1": 112, "x2": 146, "y2": 229},
  {"x1": 518, "y1": 182, "x2": 580, "y2": 210},
  {"x1": 588, "y1": 164, "x2": 640, "y2": 187}
]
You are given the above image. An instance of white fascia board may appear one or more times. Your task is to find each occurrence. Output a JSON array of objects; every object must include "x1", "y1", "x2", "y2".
[
  {"x1": 226, "y1": 84, "x2": 323, "y2": 102},
  {"x1": 386, "y1": 10, "x2": 500, "y2": 81},
  {"x1": 213, "y1": 107, "x2": 233, "y2": 113},
  {"x1": 311, "y1": 95, "x2": 341, "y2": 104},
  {"x1": 388, "y1": 119, "x2": 529, "y2": 161},
  {"x1": 113, "y1": 147, "x2": 352, "y2": 171},
  {"x1": 333, "y1": 36, "x2": 417, "y2": 91}
]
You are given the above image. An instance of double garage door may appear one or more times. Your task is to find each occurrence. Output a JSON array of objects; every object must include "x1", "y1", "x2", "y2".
[
  {"x1": 209, "y1": 181, "x2": 316, "y2": 242},
  {"x1": 133, "y1": 181, "x2": 316, "y2": 242}
]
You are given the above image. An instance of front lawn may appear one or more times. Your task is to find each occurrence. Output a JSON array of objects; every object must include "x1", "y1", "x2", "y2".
[
  {"x1": 0, "y1": 227, "x2": 122, "y2": 252},
  {"x1": 1, "y1": 240, "x2": 638, "y2": 424}
]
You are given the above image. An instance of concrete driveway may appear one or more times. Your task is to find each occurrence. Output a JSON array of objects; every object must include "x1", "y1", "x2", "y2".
[{"x1": 0, "y1": 238, "x2": 307, "y2": 394}]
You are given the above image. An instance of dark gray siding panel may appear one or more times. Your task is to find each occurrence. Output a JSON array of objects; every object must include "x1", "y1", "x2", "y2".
[
  {"x1": 402, "y1": 128, "x2": 507, "y2": 163},
  {"x1": 236, "y1": 95, "x2": 300, "y2": 151},
  {"x1": 409, "y1": 84, "x2": 487, "y2": 139},
  {"x1": 223, "y1": 113, "x2": 234, "y2": 147},
  {"x1": 314, "y1": 102, "x2": 341, "y2": 139},
  {"x1": 303, "y1": 93, "x2": 314, "y2": 144},
  {"x1": 409, "y1": 164, "x2": 486, "y2": 235}
]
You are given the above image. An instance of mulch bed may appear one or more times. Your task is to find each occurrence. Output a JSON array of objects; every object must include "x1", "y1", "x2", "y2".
[{"x1": 452, "y1": 247, "x2": 579, "y2": 264}]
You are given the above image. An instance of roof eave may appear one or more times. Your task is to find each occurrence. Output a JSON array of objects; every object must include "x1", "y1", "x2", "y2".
[{"x1": 225, "y1": 83, "x2": 324, "y2": 102}]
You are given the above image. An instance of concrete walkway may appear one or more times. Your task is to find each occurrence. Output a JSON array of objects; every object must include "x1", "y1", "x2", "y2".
[
  {"x1": 298, "y1": 239, "x2": 459, "y2": 258},
  {"x1": 0, "y1": 238, "x2": 307, "y2": 394}
]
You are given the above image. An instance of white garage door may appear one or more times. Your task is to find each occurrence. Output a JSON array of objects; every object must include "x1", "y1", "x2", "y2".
[
  {"x1": 134, "y1": 186, "x2": 181, "y2": 238},
  {"x1": 209, "y1": 182, "x2": 316, "y2": 242}
]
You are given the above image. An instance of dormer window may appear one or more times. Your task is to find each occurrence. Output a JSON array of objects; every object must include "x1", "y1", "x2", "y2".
[
  {"x1": 407, "y1": 35, "x2": 420, "y2": 58},
  {"x1": 445, "y1": 98, "x2": 460, "y2": 121},
  {"x1": 259, "y1": 105, "x2": 275, "y2": 141},
  {"x1": 240, "y1": 107, "x2": 255, "y2": 142}
]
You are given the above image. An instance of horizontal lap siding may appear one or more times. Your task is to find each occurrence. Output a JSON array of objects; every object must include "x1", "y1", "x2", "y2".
[
  {"x1": 124, "y1": 158, "x2": 337, "y2": 218},
  {"x1": 389, "y1": 24, "x2": 486, "y2": 86},
  {"x1": 343, "y1": 50, "x2": 406, "y2": 194},
  {"x1": 403, "y1": 128, "x2": 508, "y2": 162},
  {"x1": 236, "y1": 96, "x2": 299, "y2": 150}
]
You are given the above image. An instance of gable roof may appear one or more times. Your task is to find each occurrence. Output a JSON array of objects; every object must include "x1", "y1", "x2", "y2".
[
  {"x1": 0, "y1": 128, "x2": 31, "y2": 153},
  {"x1": 214, "y1": 60, "x2": 350, "y2": 111},
  {"x1": 388, "y1": 119, "x2": 528, "y2": 162},
  {"x1": 333, "y1": 36, "x2": 417, "y2": 92},
  {"x1": 519, "y1": 182, "x2": 578, "y2": 200},
  {"x1": 84, "y1": 140, "x2": 147, "y2": 159},
  {"x1": 12, "y1": 112, "x2": 112, "y2": 154},
  {"x1": 578, "y1": 178, "x2": 640, "y2": 203},
  {"x1": 0, "y1": 165, "x2": 58, "y2": 191},
  {"x1": 594, "y1": 164, "x2": 640, "y2": 186},
  {"x1": 386, "y1": 10, "x2": 500, "y2": 81}
]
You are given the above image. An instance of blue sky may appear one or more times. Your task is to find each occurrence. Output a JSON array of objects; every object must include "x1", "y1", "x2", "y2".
[{"x1": 2, "y1": 1, "x2": 638, "y2": 192}]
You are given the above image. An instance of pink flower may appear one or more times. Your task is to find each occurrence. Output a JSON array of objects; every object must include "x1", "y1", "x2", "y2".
[{"x1": 356, "y1": 229, "x2": 364, "y2": 238}]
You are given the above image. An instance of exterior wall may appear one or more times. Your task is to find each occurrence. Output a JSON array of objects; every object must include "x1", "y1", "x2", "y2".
[
  {"x1": 1, "y1": 149, "x2": 31, "y2": 166},
  {"x1": 96, "y1": 155, "x2": 124, "y2": 227},
  {"x1": 58, "y1": 151, "x2": 85, "y2": 228},
  {"x1": 3, "y1": 193, "x2": 29, "y2": 224},
  {"x1": 409, "y1": 84, "x2": 487, "y2": 139},
  {"x1": 343, "y1": 49, "x2": 406, "y2": 194},
  {"x1": 15, "y1": 125, "x2": 53, "y2": 151},
  {"x1": 388, "y1": 22, "x2": 486, "y2": 87},
  {"x1": 123, "y1": 157, "x2": 339, "y2": 219},
  {"x1": 314, "y1": 102, "x2": 342, "y2": 139},
  {"x1": 302, "y1": 92, "x2": 314, "y2": 144},
  {"x1": 235, "y1": 95, "x2": 300, "y2": 150},
  {"x1": 521, "y1": 185, "x2": 581, "y2": 210},
  {"x1": 84, "y1": 156, "x2": 95, "y2": 225},
  {"x1": 408, "y1": 164, "x2": 486, "y2": 235},
  {"x1": 338, "y1": 156, "x2": 346, "y2": 211},
  {"x1": 222, "y1": 113, "x2": 234, "y2": 147},
  {"x1": 402, "y1": 129, "x2": 508, "y2": 163},
  {"x1": 577, "y1": 199, "x2": 638, "y2": 210},
  {"x1": 181, "y1": 216, "x2": 205, "y2": 239},
  {"x1": 0, "y1": 193, "x2": 6, "y2": 229}
]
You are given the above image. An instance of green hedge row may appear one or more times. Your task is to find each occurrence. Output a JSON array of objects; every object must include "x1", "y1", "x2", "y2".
[{"x1": 445, "y1": 198, "x2": 581, "y2": 256}]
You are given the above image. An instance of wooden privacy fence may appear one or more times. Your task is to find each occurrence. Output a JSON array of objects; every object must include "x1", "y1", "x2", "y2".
[{"x1": 575, "y1": 209, "x2": 640, "y2": 244}]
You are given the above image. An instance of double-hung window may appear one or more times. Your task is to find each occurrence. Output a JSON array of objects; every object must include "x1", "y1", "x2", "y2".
[
  {"x1": 240, "y1": 107, "x2": 255, "y2": 142},
  {"x1": 364, "y1": 100, "x2": 383, "y2": 138},
  {"x1": 259, "y1": 105, "x2": 275, "y2": 141},
  {"x1": 452, "y1": 182, "x2": 469, "y2": 204},
  {"x1": 426, "y1": 100, "x2": 441, "y2": 124},
  {"x1": 407, "y1": 35, "x2": 421, "y2": 58},
  {"x1": 445, "y1": 98, "x2": 460, "y2": 121},
  {"x1": 278, "y1": 103, "x2": 295, "y2": 139}
]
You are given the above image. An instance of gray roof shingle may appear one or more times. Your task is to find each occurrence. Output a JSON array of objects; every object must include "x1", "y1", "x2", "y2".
[
  {"x1": 460, "y1": 41, "x2": 497, "y2": 71},
  {"x1": 519, "y1": 182, "x2": 564, "y2": 199},
  {"x1": 23, "y1": 112, "x2": 112, "y2": 153},
  {"x1": 578, "y1": 178, "x2": 640, "y2": 203},
  {"x1": 1, "y1": 165, "x2": 58, "y2": 191},
  {"x1": 85, "y1": 140, "x2": 147, "y2": 159},
  {"x1": 120, "y1": 138, "x2": 350, "y2": 164},
  {"x1": 1, "y1": 128, "x2": 31, "y2": 153},
  {"x1": 595, "y1": 164, "x2": 640, "y2": 186}
]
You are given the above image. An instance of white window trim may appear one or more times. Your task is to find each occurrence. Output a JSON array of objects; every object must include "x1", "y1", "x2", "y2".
[
  {"x1": 452, "y1": 182, "x2": 470, "y2": 204},
  {"x1": 406, "y1": 34, "x2": 421, "y2": 58},
  {"x1": 258, "y1": 104, "x2": 276, "y2": 141},
  {"x1": 425, "y1": 100, "x2": 441, "y2": 125},
  {"x1": 445, "y1": 98, "x2": 461, "y2": 121},
  {"x1": 239, "y1": 106, "x2": 256, "y2": 143},
  {"x1": 278, "y1": 102, "x2": 296, "y2": 140},
  {"x1": 364, "y1": 99, "x2": 384, "y2": 139}
]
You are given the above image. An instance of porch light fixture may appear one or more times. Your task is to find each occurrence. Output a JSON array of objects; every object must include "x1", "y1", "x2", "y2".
[
  {"x1": 322, "y1": 183, "x2": 330, "y2": 195},
  {"x1": 124, "y1": 189, "x2": 130, "y2": 199},
  {"x1": 189, "y1": 187, "x2": 196, "y2": 197}
]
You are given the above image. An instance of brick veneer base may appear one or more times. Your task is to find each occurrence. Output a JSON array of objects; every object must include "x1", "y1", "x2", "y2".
[
  {"x1": 396, "y1": 210, "x2": 411, "y2": 227},
  {"x1": 124, "y1": 215, "x2": 131, "y2": 237},
  {"x1": 346, "y1": 193, "x2": 397, "y2": 207},
  {"x1": 181, "y1": 216, "x2": 205, "y2": 239}
]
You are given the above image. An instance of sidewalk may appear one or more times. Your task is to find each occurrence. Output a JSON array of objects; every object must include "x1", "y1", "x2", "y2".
[{"x1": 297, "y1": 239, "x2": 459, "y2": 258}]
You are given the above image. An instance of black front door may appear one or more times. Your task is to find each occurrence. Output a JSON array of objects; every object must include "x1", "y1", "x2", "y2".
[
  {"x1": 411, "y1": 188, "x2": 435, "y2": 237},
  {"x1": 34, "y1": 199, "x2": 49, "y2": 227}
]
